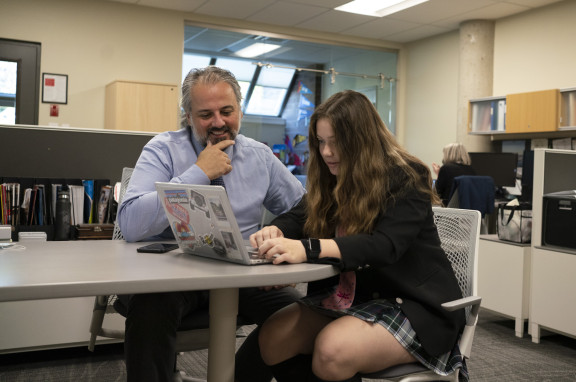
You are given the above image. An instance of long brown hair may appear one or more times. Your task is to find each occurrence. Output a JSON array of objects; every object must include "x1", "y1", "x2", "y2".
[{"x1": 304, "y1": 90, "x2": 439, "y2": 238}]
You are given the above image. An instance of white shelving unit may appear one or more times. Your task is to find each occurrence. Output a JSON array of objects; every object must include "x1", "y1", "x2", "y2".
[
  {"x1": 529, "y1": 148, "x2": 576, "y2": 343},
  {"x1": 478, "y1": 235, "x2": 531, "y2": 337},
  {"x1": 0, "y1": 298, "x2": 124, "y2": 353}
]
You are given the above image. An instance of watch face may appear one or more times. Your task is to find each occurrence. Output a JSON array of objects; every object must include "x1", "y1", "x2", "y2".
[{"x1": 310, "y1": 238, "x2": 321, "y2": 252}]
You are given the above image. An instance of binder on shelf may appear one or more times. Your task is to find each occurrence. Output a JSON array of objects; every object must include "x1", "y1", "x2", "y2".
[
  {"x1": 97, "y1": 185, "x2": 112, "y2": 224},
  {"x1": 83, "y1": 180, "x2": 94, "y2": 223},
  {"x1": 497, "y1": 100, "x2": 506, "y2": 131},
  {"x1": 490, "y1": 101, "x2": 497, "y2": 131},
  {"x1": 69, "y1": 185, "x2": 85, "y2": 225},
  {"x1": 1, "y1": 176, "x2": 115, "y2": 241},
  {"x1": 569, "y1": 92, "x2": 576, "y2": 126}
]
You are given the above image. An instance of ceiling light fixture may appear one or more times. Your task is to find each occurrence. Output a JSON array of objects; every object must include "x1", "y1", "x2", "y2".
[
  {"x1": 336, "y1": 0, "x2": 429, "y2": 17},
  {"x1": 235, "y1": 43, "x2": 282, "y2": 58}
]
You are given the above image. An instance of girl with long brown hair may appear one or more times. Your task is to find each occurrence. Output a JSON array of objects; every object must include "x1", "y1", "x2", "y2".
[{"x1": 250, "y1": 90, "x2": 467, "y2": 382}]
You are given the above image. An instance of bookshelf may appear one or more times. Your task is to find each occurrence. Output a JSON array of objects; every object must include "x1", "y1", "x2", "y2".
[
  {"x1": 469, "y1": 88, "x2": 576, "y2": 144},
  {"x1": 468, "y1": 96, "x2": 506, "y2": 134},
  {"x1": 0, "y1": 124, "x2": 153, "y2": 354}
]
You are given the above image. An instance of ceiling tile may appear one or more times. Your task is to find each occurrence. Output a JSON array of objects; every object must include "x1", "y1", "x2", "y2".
[
  {"x1": 105, "y1": 0, "x2": 566, "y2": 44},
  {"x1": 343, "y1": 17, "x2": 420, "y2": 40},
  {"x1": 384, "y1": 24, "x2": 453, "y2": 43},
  {"x1": 194, "y1": 0, "x2": 274, "y2": 19},
  {"x1": 246, "y1": 2, "x2": 328, "y2": 26},
  {"x1": 296, "y1": 10, "x2": 373, "y2": 33},
  {"x1": 280, "y1": 0, "x2": 348, "y2": 7},
  {"x1": 384, "y1": 0, "x2": 498, "y2": 24},
  {"x1": 506, "y1": 0, "x2": 564, "y2": 7},
  {"x1": 434, "y1": 2, "x2": 531, "y2": 28},
  {"x1": 137, "y1": 0, "x2": 206, "y2": 12}
]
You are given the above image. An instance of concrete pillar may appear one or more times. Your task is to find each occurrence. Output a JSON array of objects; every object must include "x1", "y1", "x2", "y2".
[{"x1": 457, "y1": 20, "x2": 495, "y2": 152}]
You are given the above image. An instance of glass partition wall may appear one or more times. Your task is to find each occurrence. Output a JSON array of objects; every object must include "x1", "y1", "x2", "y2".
[{"x1": 183, "y1": 24, "x2": 398, "y2": 175}]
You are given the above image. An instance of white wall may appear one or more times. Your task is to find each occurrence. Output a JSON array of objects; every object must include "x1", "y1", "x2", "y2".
[
  {"x1": 3, "y1": 0, "x2": 576, "y2": 167},
  {"x1": 403, "y1": 31, "x2": 460, "y2": 170},
  {"x1": 403, "y1": 0, "x2": 576, "y2": 172},
  {"x1": 493, "y1": 0, "x2": 576, "y2": 94},
  {"x1": 1, "y1": 0, "x2": 398, "y2": 132},
  {"x1": 1, "y1": 0, "x2": 184, "y2": 129}
]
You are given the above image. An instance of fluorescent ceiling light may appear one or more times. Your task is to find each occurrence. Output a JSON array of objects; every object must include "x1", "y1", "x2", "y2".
[
  {"x1": 235, "y1": 43, "x2": 282, "y2": 58},
  {"x1": 336, "y1": 0, "x2": 429, "y2": 17}
]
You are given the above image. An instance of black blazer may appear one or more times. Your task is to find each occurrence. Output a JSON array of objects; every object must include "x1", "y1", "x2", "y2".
[{"x1": 272, "y1": 188, "x2": 466, "y2": 357}]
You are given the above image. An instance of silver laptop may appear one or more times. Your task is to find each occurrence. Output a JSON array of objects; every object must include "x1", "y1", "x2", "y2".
[{"x1": 155, "y1": 182, "x2": 271, "y2": 265}]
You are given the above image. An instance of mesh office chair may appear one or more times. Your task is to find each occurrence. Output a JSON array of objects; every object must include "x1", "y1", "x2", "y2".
[
  {"x1": 88, "y1": 167, "x2": 248, "y2": 382},
  {"x1": 361, "y1": 207, "x2": 482, "y2": 382}
]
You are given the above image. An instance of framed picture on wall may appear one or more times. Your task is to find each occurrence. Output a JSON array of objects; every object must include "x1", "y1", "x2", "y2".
[{"x1": 42, "y1": 73, "x2": 68, "y2": 104}]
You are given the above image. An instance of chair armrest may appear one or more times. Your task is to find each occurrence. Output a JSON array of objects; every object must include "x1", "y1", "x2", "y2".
[
  {"x1": 442, "y1": 295, "x2": 482, "y2": 358},
  {"x1": 441, "y1": 295, "x2": 482, "y2": 311}
]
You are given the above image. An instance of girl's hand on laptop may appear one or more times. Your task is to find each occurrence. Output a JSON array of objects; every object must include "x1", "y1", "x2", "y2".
[
  {"x1": 258, "y1": 238, "x2": 306, "y2": 265},
  {"x1": 249, "y1": 225, "x2": 284, "y2": 248}
]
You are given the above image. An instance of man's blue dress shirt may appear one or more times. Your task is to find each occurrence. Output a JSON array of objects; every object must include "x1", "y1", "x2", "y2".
[{"x1": 118, "y1": 126, "x2": 305, "y2": 242}]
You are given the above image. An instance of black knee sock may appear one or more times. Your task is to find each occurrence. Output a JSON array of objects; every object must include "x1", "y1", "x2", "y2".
[
  {"x1": 315, "y1": 375, "x2": 362, "y2": 382},
  {"x1": 270, "y1": 354, "x2": 314, "y2": 382},
  {"x1": 270, "y1": 354, "x2": 362, "y2": 382}
]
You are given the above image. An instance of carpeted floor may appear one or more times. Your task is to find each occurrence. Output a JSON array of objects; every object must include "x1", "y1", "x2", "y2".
[{"x1": 1, "y1": 309, "x2": 575, "y2": 381}]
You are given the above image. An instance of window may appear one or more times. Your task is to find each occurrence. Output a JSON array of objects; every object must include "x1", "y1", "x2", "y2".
[
  {"x1": 182, "y1": 54, "x2": 211, "y2": 80},
  {"x1": 182, "y1": 54, "x2": 295, "y2": 117},
  {"x1": 0, "y1": 60, "x2": 17, "y2": 124},
  {"x1": 0, "y1": 38, "x2": 41, "y2": 125},
  {"x1": 245, "y1": 65, "x2": 295, "y2": 116},
  {"x1": 213, "y1": 57, "x2": 257, "y2": 108},
  {"x1": 182, "y1": 26, "x2": 397, "y2": 132}
]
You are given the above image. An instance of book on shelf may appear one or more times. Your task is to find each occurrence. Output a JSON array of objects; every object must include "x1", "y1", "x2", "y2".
[{"x1": 496, "y1": 100, "x2": 506, "y2": 131}]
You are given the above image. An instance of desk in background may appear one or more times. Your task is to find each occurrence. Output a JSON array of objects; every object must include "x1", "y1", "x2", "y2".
[
  {"x1": 0, "y1": 240, "x2": 338, "y2": 382},
  {"x1": 478, "y1": 235, "x2": 531, "y2": 337}
]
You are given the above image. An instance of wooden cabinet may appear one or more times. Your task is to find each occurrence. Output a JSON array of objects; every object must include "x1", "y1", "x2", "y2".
[
  {"x1": 105, "y1": 80, "x2": 179, "y2": 132},
  {"x1": 505, "y1": 89, "x2": 559, "y2": 133}
]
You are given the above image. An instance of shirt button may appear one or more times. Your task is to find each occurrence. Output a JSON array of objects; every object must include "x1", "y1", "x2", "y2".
[
  {"x1": 372, "y1": 292, "x2": 380, "y2": 299},
  {"x1": 396, "y1": 297, "x2": 403, "y2": 304}
]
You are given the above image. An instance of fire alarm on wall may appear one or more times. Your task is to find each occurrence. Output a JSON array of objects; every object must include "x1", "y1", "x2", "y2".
[{"x1": 50, "y1": 104, "x2": 59, "y2": 117}]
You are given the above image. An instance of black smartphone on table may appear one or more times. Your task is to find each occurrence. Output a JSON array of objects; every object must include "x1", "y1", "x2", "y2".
[{"x1": 136, "y1": 243, "x2": 179, "y2": 253}]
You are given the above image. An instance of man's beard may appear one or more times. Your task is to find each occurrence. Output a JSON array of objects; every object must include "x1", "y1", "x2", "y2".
[{"x1": 192, "y1": 125, "x2": 239, "y2": 147}]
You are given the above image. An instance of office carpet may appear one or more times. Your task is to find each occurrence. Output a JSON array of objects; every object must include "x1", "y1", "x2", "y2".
[{"x1": 1, "y1": 309, "x2": 575, "y2": 381}]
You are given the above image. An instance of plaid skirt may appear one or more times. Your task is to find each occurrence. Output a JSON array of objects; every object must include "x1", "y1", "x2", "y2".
[{"x1": 299, "y1": 292, "x2": 469, "y2": 381}]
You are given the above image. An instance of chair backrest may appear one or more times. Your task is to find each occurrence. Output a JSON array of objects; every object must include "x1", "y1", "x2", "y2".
[
  {"x1": 432, "y1": 206, "x2": 481, "y2": 300},
  {"x1": 112, "y1": 167, "x2": 134, "y2": 241},
  {"x1": 447, "y1": 175, "x2": 495, "y2": 217}
]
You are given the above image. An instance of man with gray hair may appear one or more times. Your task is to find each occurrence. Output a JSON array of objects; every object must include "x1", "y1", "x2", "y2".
[{"x1": 118, "y1": 66, "x2": 305, "y2": 381}]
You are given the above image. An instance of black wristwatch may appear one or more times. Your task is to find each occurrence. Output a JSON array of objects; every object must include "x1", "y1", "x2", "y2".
[{"x1": 301, "y1": 238, "x2": 321, "y2": 263}]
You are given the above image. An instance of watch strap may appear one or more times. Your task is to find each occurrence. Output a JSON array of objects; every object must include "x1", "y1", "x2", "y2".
[{"x1": 301, "y1": 238, "x2": 321, "y2": 262}]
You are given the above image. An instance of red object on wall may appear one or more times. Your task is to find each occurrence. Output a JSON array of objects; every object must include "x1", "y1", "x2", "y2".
[{"x1": 50, "y1": 104, "x2": 59, "y2": 117}]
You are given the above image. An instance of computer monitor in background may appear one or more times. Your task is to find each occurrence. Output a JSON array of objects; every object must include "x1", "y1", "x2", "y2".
[
  {"x1": 468, "y1": 152, "x2": 519, "y2": 197},
  {"x1": 520, "y1": 149, "x2": 534, "y2": 202}
]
